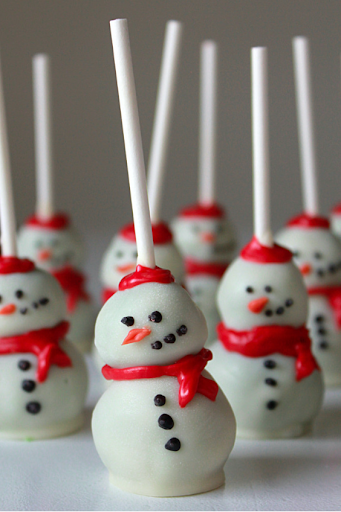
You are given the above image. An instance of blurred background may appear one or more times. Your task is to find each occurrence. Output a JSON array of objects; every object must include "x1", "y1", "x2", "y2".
[{"x1": 0, "y1": 0, "x2": 341, "y2": 300}]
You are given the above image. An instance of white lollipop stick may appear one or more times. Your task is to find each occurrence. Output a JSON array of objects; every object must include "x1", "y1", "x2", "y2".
[
  {"x1": 147, "y1": 20, "x2": 183, "y2": 224},
  {"x1": 0, "y1": 54, "x2": 17, "y2": 257},
  {"x1": 198, "y1": 40, "x2": 218, "y2": 206},
  {"x1": 110, "y1": 19, "x2": 155, "y2": 268},
  {"x1": 251, "y1": 47, "x2": 273, "y2": 247},
  {"x1": 292, "y1": 36, "x2": 319, "y2": 215},
  {"x1": 33, "y1": 54, "x2": 54, "y2": 220}
]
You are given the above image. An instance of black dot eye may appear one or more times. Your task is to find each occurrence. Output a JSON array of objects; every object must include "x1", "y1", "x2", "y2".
[
  {"x1": 292, "y1": 250, "x2": 300, "y2": 258},
  {"x1": 148, "y1": 311, "x2": 162, "y2": 323},
  {"x1": 246, "y1": 286, "x2": 254, "y2": 293},
  {"x1": 314, "y1": 252, "x2": 323, "y2": 259},
  {"x1": 15, "y1": 290, "x2": 24, "y2": 299},
  {"x1": 121, "y1": 316, "x2": 134, "y2": 326},
  {"x1": 116, "y1": 251, "x2": 123, "y2": 258},
  {"x1": 264, "y1": 286, "x2": 272, "y2": 293}
]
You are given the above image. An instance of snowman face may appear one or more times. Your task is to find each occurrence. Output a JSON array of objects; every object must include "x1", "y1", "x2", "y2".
[
  {"x1": 172, "y1": 216, "x2": 235, "y2": 263},
  {"x1": 0, "y1": 269, "x2": 66, "y2": 337},
  {"x1": 95, "y1": 282, "x2": 207, "y2": 368},
  {"x1": 217, "y1": 257, "x2": 308, "y2": 331},
  {"x1": 276, "y1": 227, "x2": 341, "y2": 288},
  {"x1": 18, "y1": 225, "x2": 84, "y2": 271}
]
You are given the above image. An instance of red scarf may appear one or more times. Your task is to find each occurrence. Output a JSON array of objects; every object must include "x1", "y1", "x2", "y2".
[
  {"x1": 0, "y1": 321, "x2": 72, "y2": 382},
  {"x1": 102, "y1": 348, "x2": 218, "y2": 408},
  {"x1": 185, "y1": 258, "x2": 228, "y2": 278},
  {"x1": 217, "y1": 322, "x2": 319, "y2": 381},
  {"x1": 308, "y1": 286, "x2": 341, "y2": 329},
  {"x1": 102, "y1": 287, "x2": 117, "y2": 304},
  {"x1": 52, "y1": 266, "x2": 90, "y2": 312}
]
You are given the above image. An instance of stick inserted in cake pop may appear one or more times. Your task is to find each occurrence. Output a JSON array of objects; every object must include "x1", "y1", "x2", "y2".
[
  {"x1": 292, "y1": 36, "x2": 319, "y2": 216},
  {"x1": 33, "y1": 54, "x2": 54, "y2": 221},
  {"x1": 251, "y1": 46, "x2": 272, "y2": 246},
  {"x1": 198, "y1": 40, "x2": 218, "y2": 206},
  {"x1": 110, "y1": 19, "x2": 155, "y2": 269},
  {"x1": 147, "y1": 20, "x2": 183, "y2": 224}
]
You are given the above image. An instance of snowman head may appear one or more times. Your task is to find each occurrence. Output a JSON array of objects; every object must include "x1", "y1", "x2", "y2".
[
  {"x1": 172, "y1": 203, "x2": 235, "y2": 263},
  {"x1": 276, "y1": 214, "x2": 341, "y2": 289},
  {"x1": 17, "y1": 213, "x2": 84, "y2": 271},
  {"x1": 95, "y1": 265, "x2": 207, "y2": 368},
  {"x1": 0, "y1": 257, "x2": 66, "y2": 337},
  {"x1": 217, "y1": 237, "x2": 308, "y2": 331}
]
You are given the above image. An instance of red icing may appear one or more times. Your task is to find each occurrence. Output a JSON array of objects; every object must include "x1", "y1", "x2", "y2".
[
  {"x1": 102, "y1": 287, "x2": 117, "y2": 304},
  {"x1": 0, "y1": 321, "x2": 71, "y2": 382},
  {"x1": 25, "y1": 213, "x2": 70, "y2": 230},
  {"x1": 287, "y1": 213, "x2": 330, "y2": 229},
  {"x1": 0, "y1": 257, "x2": 35, "y2": 274},
  {"x1": 52, "y1": 266, "x2": 90, "y2": 312},
  {"x1": 216, "y1": 322, "x2": 319, "y2": 381},
  {"x1": 308, "y1": 286, "x2": 341, "y2": 329},
  {"x1": 102, "y1": 348, "x2": 218, "y2": 408},
  {"x1": 120, "y1": 221, "x2": 173, "y2": 245},
  {"x1": 119, "y1": 265, "x2": 174, "y2": 291},
  {"x1": 185, "y1": 258, "x2": 228, "y2": 278},
  {"x1": 241, "y1": 236, "x2": 292, "y2": 264},
  {"x1": 179, "y1": 203, "x2": 225, "y2": 219},
  {"x1": 331, "y1": 203, "x2": 341, "y2": 215}
]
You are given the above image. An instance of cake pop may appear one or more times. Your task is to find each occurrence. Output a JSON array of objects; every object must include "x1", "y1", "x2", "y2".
[
  {"x1": 92, "y1": 19, "x2": 236, "y2": 497},
  {"x1": 172, "y1": 41, "x2": 235, "y2": 343},
  {"x1": 0, "y1": 55, "x2": 87, "y2": 440},
  {"x1": 17, "y1": 54, "x2": 95, "y2": 353},
  {"x1": 209, "y1": 47, "x2": 323, "y2": 439}
]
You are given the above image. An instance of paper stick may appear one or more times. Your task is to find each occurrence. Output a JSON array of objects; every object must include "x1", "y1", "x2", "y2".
[
  {"x1": 147, "y1": 20, "x2": 183, "y2": 223},
  {"x1": 110, "y1": 19, "x2": 155, "y2": 268},
  {"x1": 198, "y1": 40, "x2": 218, "y2": 205},
  {"x1": 251, "y1": 47, "x2": 273, "y2": 247},
  {"x1": 292, "y1": 36, "x2": 319, "y2": 215},
  {"x1": 0, "y1": 53, "x2": 17, "y2": 256},
  {"x1": 33, "y1": 53, "x2": 54, "y2": 220}
]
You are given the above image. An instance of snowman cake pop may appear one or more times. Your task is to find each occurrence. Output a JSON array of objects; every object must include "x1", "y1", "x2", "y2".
[
  {"x1": 17, "y1": 54, "x2": 95, "y2": 353},
  {"x1": 92, "y1": 19, "x2": 236, "y2": 497},
  {"x1": 172, "y1": 41, "x2": 235, "y2": 343},
  {"x1": 100, "y1": 20, "x2": 184, "y2": 302},
  {"x1": 0, "y1": 56, "x2": 88, "y2": 440},
  {"x1": 276, "y1": 37, "x2": 341, "y2": 387},
  {"x1": 209, "y1": 47, "x2": 323, "y2": 439}
]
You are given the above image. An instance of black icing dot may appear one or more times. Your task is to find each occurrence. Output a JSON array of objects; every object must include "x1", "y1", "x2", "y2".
[
  {"x1": 265, "y1": 309, "x2": 273, "y2": 317},
  {"x1": 264, "y1": 359, "x2": 276, "y2": 369},
  {"x1": 265, "y1": 378, "x2": 277, "y2": 387},
  {"x1": 314, "y1": 252, "x2": 322, "y2": 259},
  {"x1": 164, "y1": 334, "x2": 176, "y2": 344},
  {"x1": 264, "y1": 286, "x2": 272, "y2": 293},
  {"x1": 317, "y1": 269, "x2": 325, "y2": 277},
  {"x1": 165, "y1": 438, "x2": 181, "y2": 451},
  {"x1": 22, "y1": 380, "x2": 36, "y2": 393},
  {"x1": 154, "y1": 394, "x2": 166, "y2": 406},
  {"x1": 39, "y1": 298, "x2": 49, "y2": 306},
  {"x1": 176, "y1": 325, "x2": 187, "y2": 336},
  {"x1": 315, "y1": 315, "x2": 324, "y2": 323},
  {"x1": 20, "y1": 308, "x2": 28, "y2": 315},
  {"x1": 319, "y1": 341, "x2": 329, "y2": 350},
  {"x1": 18, "y1": 360, "x2": 31, "y2": 371},
  {"x1": 276, "y1": 307, "x2": 284, "y2": 315},
  {"x1": 266, "y1": 400, "x2": 278, "y2": 410},
  {"x1": 148, "y1": 311, "x2": 162, "y2": 323},
  {"x1": 32, "y1": 302, "x2": 39, "y2": 309},
  {"x1": 158, "y1": 414, "x2": 174, "y2": 430},
  {"x1": 329, "y1": 264, "x2": 337, "y2": 274},
  {"x1": 15, "y1": 290, "x2": 24, "y2": 299},
  {"x1": 318, "y1": 328, "x2": 327, "y2": 335},
  {"x1": 121, "y1": 316, "x2": 134, "y2": 326},
  {"x1": 285, "y1": 299, "x2": 294, "y2": 307},
  {"x1": 246, "y1": 286, "x2": 254, "y2": 293},
  {"x1": 151, "y1": 341, "x2": 162, "y2": 350},
  {"x1": 26, "y1": 402, "x2": 41, "y2": 414}
]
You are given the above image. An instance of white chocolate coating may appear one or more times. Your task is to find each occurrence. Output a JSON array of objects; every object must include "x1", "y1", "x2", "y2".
[
  {"x1": 209, "y1": 256, "x2": 323, "y2": 438},
  {"x1": 92, "y1": 281, "x2": 236, "y2": 496},
  {"x1": 0, "y1": 269, "x2": 88, "y2": 440},
  {"x1": 276, "y1": 226, "x2": 341, "y2": 386}
]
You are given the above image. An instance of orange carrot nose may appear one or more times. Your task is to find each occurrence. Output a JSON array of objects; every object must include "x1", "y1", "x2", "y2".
[
  {"x1": 122, "y1": 328, "x2": 152, "y2": 345},
  {"x1": 299, "y1": 263, "x2": 312, "y2": 276},
  {"x1": 248, "y1": 297, "x2": 269, "y2": 314},
  {"x1": 201, "y1": 232, "x2": 216, "y2": 243},
  {"x1": 117, "y1": 263, "x2": 136, "y2": 273},
  {"x1": 38, "y1": 249, "x2": 52, "y2": 261},
  {"x1": 0, "y1": 304, "x2": 16, "y2": 315}
]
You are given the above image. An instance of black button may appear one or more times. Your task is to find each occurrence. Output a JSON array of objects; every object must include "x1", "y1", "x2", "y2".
[
  {"x1": 176, "y1": 325, "x2": 187, "y2": 336},
  {"x1": 18, "y1": 360, "x2": 31, "y2": 371},
  {"x1": 165, "y1": 438, "x2": 181, "y2": 451},
  {"x1": 163, "y1": 334, "x2": 176, "y2": 344},
  {"x1": 158, "y1": 414, "x2": 174, "y2": 430},
  {"x1": 26, "y1": 402, "x2": 41, "y2": 414},
  {"x1": 151, "y1": 341, "x2": 162, "y2": 350},
  {"x1": 148, "y1": 311, "x2": 162, "y2": 323},
  {"x1": 266, "y1": 400, "x2": 278, "y2": 410},
  {"x1": 264, "y1": 360, "x2": 276, "y2": 369},
  {"x1": 315, "y1": 315, "x2": 324, "y2": 323},
  {"x1": 22, "y1": 380, "x2": 36, "y2": 393},
  {"x1": 265, "y1": 378, "x2": 277, "y2": 387},
  {"x1": 154, "y1": 394, "x2": 166, "y2": 406},
  {"x1": 318, "y1": 328, "x2": 327, "y2": 335},
  {"x1": 319, "y1": 341, "x2": 329, "y2": 350}
]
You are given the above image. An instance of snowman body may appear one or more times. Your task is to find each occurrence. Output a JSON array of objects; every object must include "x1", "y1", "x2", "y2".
[
  {"x1": 276, "y1": 222, "x2": 341, "y2": 386},
  {"x1": 92, "y1": 276, "x2": 236, "y2": 496},
  {"x1": 18, "y1": 219, "x2": 95, "y2": 352},
  {"x1": 209, "y1": 242, "x2": 323, "y2": 439},
  {"x1": 0, "y1": 266, "x2": 88, "y2": 440}
]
